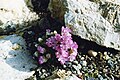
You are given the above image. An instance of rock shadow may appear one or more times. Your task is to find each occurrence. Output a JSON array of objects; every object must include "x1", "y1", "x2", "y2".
[{"x1": 1, "y1": 35, "x2": 37, "y2": 72}]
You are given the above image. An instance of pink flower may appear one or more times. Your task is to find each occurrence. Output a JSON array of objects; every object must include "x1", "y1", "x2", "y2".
[
  {"x1": 38, "y1": 56, "x2": 44, "y2": 64},
  {"x1": 46, "y1": 36, "x2": 56, "y2": 47},
  {"x1": 68, "y1": 55, "x2": 76, "y2": 61},
  {"x1": 46, "y1": 26, "x2": 78, "y2": 64},
  {"x1": 54, "y1": 34, "x2": 61, "y2": 42},
  {"x1": 58, "y1": 55, "x2": 68, "y2": 64},
  {"x1": 37, "y1": 46, "x2": 45, "y2": 54},
  {"x1": 61, "y1": 49, "x2": 69, "y2": 57},
  {"x1": 61, "y1": 26, "x2": 71, "y2": 37}
]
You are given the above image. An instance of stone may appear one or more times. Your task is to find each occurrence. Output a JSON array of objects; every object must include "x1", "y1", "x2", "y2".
[
  {"x1": 81, "y1": 57, "x2": 85, "y2": 60},
  {"x1": 88, "y1": 50, "x2": 98, "y2": 57},
  {"x1": 103, "y1": 52, "x2": 110, "y2": 60},
  {"x1": 73, "y1": 60, "x2": 78, "y2": 65},
  {"x1": 48, "y1": 0, "x2": 120, "y2": 50},
  {"x1": 0, "y1": 0, "x2": 39, "y2": 34},
  {"x1": 107, "y1": 59, "x2": 114, "y2": 68},
  {"x1": 72, "y1": 65, "x2": 81, "y2": 74},
  {"x1": 45, "y1": 73, "x2": 81, "y2": 80},
  {"x1": 78, "y1": 64, "x2": 82, "y2": 70},
  {"x1": 12, "y1": 43, "x2": 21, "y2": 50},
  {"x1": 0, "y1": 34, "x2": 37, "y2": 80},
  {"x1": 80, "y1": 61, "x2": 87, "y2": 67}
]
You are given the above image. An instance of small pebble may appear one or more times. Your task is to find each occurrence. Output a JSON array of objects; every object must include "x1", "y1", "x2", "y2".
[
  {"x1": 42, "y1": 69, "x2": 46, "y2": 73},
  {"x1": 53, "y1": 30, "x2": 57, "y2": 34},
  {"x1": 73, "y1": 60, "x2": 78, "y2": 65},
  {"x1": 81, "y1": 57, "x2": 85, "y2": 60},
  {"x1": 107, "y1": 59, "x2": 114, "y2": 68},
  {"x1": 63, "y1": 64, "x2": 67, "y2": 68},
  {"x1": 33, "y1": 51, "x2": 39, "y2": 57},
  {"x1": 72, "y1": 65, "x2": 80, "y2": 74},
  {"x1": 46, "y1": 54, "x2": 51, "y2": 59},
  {"x1": 98, "y1": 74, "x2": 104, "y2": 80},
  {"x1": 67, "y1": 71, "x2": 72, "y2": 75},
  {"x1": 78, "y1": 64, "x2": 82, "y2": 69},
  {"x1": 28, "y1": 31, "x2": 33, "y2": 34},
  {"x1": 88, "y1": 50, "x2": 98, "y2": 57},
  {"x1": 80, "y1": 61, "x2": 87, "y2": 66},
  {"x1": 35, "y1": 44, "x2": 38, "y2": 47},
  {"x1": 103, "y1": 52, "x2": 110, "y2": 60},
  {"x1": 103, "y1": 68, "x2": 108, "y2": 73},
  {"x1": 40, "y1": 75, "x2": 45, "y2": 78},
  {"x1": 12, "y1": 43, "x2": 20, "y2": 50},
  {"x1": 38, "y1": 38, "x2": 43, "y2": 42}
]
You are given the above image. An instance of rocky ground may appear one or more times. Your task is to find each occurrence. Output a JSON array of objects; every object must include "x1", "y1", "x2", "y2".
[{"x1": 23, "y1": 17, "x2": 120, "y2": 80}]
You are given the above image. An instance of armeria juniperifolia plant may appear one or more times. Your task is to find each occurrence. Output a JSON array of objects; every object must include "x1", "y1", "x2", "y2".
[{"x1": 34, "y1": 26, "x2": 78, "y2": 65}]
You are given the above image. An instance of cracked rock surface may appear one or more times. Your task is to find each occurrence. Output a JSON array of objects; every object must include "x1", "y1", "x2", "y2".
[{"x1": 48, "y1": 0, "x2": 120, "y2": 50}]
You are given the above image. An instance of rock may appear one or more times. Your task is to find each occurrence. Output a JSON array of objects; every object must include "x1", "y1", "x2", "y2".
[
  {"x1": 0, "y1": 0, "x2": 39, "y2": 34},
  {"x1": 65, "y1": 74, "x2": 82, "y2": 80},
  {"x1": 45, "y1": 69, "x2": 72, "y2": 80},
  {"x1": 45, "y1": 73, "x2": 81, "y2": 80},
  {"x1": 81, "y1": 57, "x2": 85, "y2": 60},
  {"x1": 80, "y1": 61, "x2": 87, "y2": 67},
  {"x1": 48, "y1": 0, "x2": 120, "y2": 50},
  {"x1": 57, "y1": 69, "x2": 70, "y2": 79},
  {"x1": 73, "y1": 60, "x2": 78, "y2": 65},
  {"x1": 78, "y1": 64, "x2": 82, "y2": 70},
  {"x1": 107, "y1": 59, "x2": 114, "y2": 68},
  {"x1": 0, "y1": 34, "x2": 37, "y2": 80},
  {"x1": 103, "y1": 52, "x2": 110, "y2": 60},
  {"x1": 72, "y1": 65, "x2": 81, "y2": 74},
  {"x1": 88, "y1": 50, "x2": 98, "y2": 57}
]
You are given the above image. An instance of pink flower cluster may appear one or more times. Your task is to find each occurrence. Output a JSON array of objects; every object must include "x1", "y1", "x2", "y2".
[
  {"x1": 37, "y1": 46, "x2": 46, "y2": 64},
  {"x1": 37, "y1": 46, "x2": 45, "y2": 54},
  {"x1": 46, "y1": 26, "x2": 78, "y2": 64}
]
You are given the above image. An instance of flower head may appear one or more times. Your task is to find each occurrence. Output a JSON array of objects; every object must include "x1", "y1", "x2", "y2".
[
  {"x1": 38, "y1": 56, "x2": 44, "y2": 64},
  {"x1": 37, "y1": 46, "x2": 45, "y2": 54},
  {"x1": 46, "y1": 26, "x2": 78, "y2": 64}
]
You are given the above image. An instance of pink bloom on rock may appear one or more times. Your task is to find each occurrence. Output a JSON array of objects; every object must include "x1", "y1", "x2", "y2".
[{"x1": 37, "y1": 46, "x2": 45, "y2": 54}]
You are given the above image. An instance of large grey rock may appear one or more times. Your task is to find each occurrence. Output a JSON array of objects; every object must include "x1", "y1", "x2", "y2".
[
  {"x1": 49, "y1": 0, "x2": 120, "y2": 50},
  {"x1": 0, "y1": 34, "x2": 36, "y2": 80},
  {"x1": 0, "y1": 0, "x2": 39, "y2": 34}
]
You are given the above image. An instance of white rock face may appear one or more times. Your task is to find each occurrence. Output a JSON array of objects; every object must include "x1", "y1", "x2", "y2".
[
  {"x1": 49, "y1": 0, "x2": 120, "y2": 50},
  {"x1": 0, "y1": 34, "x2": 36, "y2": 80},
  {"x1": 0, "y1": 0, "x2": 39, "y2": 33}
]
